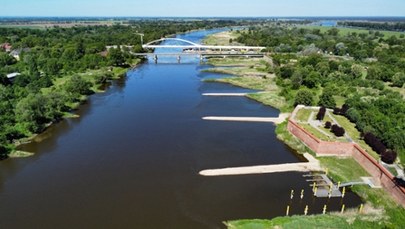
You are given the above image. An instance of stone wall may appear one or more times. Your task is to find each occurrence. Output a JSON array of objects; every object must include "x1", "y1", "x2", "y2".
[{"x1": 287, "y1": 119, "x2": 405, "y2": 207}]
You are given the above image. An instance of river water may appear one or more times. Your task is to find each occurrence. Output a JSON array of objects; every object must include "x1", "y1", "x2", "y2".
[{"x1": 0, "y1": 29, "x2": 361, "y2": 228}]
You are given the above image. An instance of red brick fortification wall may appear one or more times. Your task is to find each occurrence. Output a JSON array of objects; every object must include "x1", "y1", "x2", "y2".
[
  {"x1": 287, "y1": 120, "x2": 320, "y2": 153},
  {"x1": 287, "y1": 119, "x2": 405, "y2": 207},
  {"x1": 351, "y1": 145, "x2": 405, "y2": 207},
  {"x1": 287, "y1": 120, "x2": 352, "y2": 156}
]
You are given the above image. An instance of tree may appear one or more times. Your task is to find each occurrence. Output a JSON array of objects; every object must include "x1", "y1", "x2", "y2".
[
  {"x1": 0, "y1": 145, "x2": 8, "y2": 160},
  {"x1": 279, "y1": 65, "x2": 294, "y2": 79},
  {"x1": 331, "y1": 124, "x2": 345, "y2": 137},
  {"x1": 381, "y1": 150, "x2": 397, "y2": 164},
  {"x1": 318, "y1": 90, "x2": 336, "y2": 108},
  {"x1": 294, "y1": 89, "x2": 314, "y2": 106},
  {"x1": 44, "y1": 58, "x2": 62, "y2": 76},
  {"x1": 316, "y1": 106, "x2": 326, "y2": 121},
  {"x1": 392, "y1": 72, "x2": 405, "y2": 88},
  {"x1": 325, "y1": 121, "x2": 332, "y2": 129},
  {"x1": 303, "y1": 71, "x2": 320, "y2": 88},
  {"x1": 65, "y1": 75, "x2": 93, "y2": 96},
  {"x1": 108, "y1": 47, "x2": 125, "y2": 66},
  {"x1": 351, "y1": 64, "x2": 364, "y2": 79}
]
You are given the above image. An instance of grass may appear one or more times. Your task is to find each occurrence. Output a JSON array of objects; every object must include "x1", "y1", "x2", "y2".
[
  {"x1": 295, "y1": 108, "x2": 312, "y2": 122},
  {"x1": 227, "y1": 150, "x2": 405, "y2": 229},
  {"x1": 330, "y1": 113, "x2": 380, "y2": 160},
  {"x1": 319, "y1": 157, "x2": 369, "y2": 182},
  {"x1": 334, "y1": 95, "x2": 346, "y2": 107},
  {"x1": 300, "y1": 123, "x2": 331, "y2": 141},
  {"x1": 8, "y1": 150, "x2": 34, "y2": 158},
  {"x1": 208, "y1": 57, "x2": 265, "y2": 67},
  {"x1": 203, "y1": 31, "x2": 241, "y2": 46},
  {"x1": 275, "y1": 121, "x2": 314, "y2": 156},
  {"x1": 226, "y1": 214, "x2": 384, "y2": 229},
  {"x1": 247, "y1": 92, "x2": 288, "y2": 113},
  {"x1": 300, "y1": 25, "x2": 405, "y2": 38}
]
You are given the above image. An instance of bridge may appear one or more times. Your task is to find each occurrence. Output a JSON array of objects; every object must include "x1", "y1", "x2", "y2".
[{"x1": 142, "y1": 37, "x2": 266, "y2": 51}]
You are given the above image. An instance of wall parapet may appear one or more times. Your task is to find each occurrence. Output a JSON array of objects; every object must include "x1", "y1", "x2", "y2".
[{"x1": 287, "y1": 118, "x2": 405, "y2": 207}]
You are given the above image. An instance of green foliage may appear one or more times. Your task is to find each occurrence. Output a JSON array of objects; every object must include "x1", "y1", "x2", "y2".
[
  {"x1": 294, "y1": 89, "x2": 314, "y2": 106},
  {"x1": 108, "y1": 47, "x2": 125, "y2": 66},
  {"x1": 318, "y1": 90, "x2": 336, "y2": 108},
  {"x1": 392, "y1": 72, "x2": 405, "y2": 87},
  {"x1": 64, "y1": 75, "x2": 93, "y2": 96}
]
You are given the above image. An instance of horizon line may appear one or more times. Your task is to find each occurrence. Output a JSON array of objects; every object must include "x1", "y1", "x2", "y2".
[{"x1": 1, "y1": 16, "x2": 405, "y2": 18}]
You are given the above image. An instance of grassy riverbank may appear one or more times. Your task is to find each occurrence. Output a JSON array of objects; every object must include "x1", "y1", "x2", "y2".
[
  {"x1": 10, "y1": 61, "x2": 141, "y2": 158},
  {"x1": 201, "y1": 52, "x2": 405, "y2": 228}
]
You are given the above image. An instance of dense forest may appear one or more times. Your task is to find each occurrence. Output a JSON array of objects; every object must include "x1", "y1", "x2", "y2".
[
  {"x1": 236, "y1": 24, "x2": 405, "y2": 163},
  {"x1": 338, "y1": 21, "x2": 405, "y2": 32},
  {"x1": 0, "y1": 20, "x2": 239, "y2": 158}
]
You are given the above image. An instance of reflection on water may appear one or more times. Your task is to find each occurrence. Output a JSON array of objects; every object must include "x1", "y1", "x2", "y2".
[{"x1": 0, "y1": 29, "x2": 361, "y2": 229}]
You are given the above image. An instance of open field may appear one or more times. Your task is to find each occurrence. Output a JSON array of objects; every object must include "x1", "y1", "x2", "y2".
[
  {"x1": 299, "y1": 25, "x2": 405, "y2": 37},
  {"x1": 203, "y1": 30, "x2": 242, "y2": 46},
  {"x1": 0, "y1": 20, "x2": 122, "y2": 29}
]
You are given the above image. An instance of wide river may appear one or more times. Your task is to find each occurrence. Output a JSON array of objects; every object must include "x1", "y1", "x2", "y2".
[{"x1": 0, "y1": 29, "x2": 361, "y2": 228}]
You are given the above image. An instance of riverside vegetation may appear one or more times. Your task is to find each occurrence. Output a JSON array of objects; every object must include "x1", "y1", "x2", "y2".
[
  {"x1": 0, "y1": 19, "x2": 241, "y2": 158},
  {"x1": 203, "y1": 21, "x2": 405, "y2": 228}
]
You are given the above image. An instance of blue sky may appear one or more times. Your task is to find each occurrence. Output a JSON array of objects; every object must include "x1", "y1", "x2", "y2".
[{"x1": 2, "y1": 0, "x2": 405, "y2": 17}]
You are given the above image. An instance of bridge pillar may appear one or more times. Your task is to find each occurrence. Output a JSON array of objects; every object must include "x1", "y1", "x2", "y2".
[
  {"x1": 153, "y1": 55, "x2": 158, "y2": 63},
  {"x1": 177, "y1": 55, "x2": 181, "y2": 63}
]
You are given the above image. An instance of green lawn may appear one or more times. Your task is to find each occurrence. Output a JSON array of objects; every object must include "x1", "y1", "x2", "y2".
[
  {"x1": 295, "y1": 108, "x2": 312, "y2": 122},
  {"x1": 300, "y1": 25, "x2": 405, "y2": 38},
  {"x1": 330, "y1": 113, "x2": 380, "y2": 160}
]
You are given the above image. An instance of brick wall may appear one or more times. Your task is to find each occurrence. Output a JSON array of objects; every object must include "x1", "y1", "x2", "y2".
[{"x1": 288, "y1": 119, "x2": 405, "y2": 207}]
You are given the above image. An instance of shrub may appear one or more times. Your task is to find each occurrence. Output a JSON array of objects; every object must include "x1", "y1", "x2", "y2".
[
  {"x1": 363, "y1": 132, "x2": 387, "y2": 155},
  {"x1": 316, "y1": 106, "x2": 326, "y2": 120},
  {"x1": 331, "y1": 124, "x2": 345, "y2": 137},
  {"x1": 325, "y1": 121, "x2": 332, "y2": 129},
  {"x1": 0, "y1": 145, "x2": 8, "y2": 160},
  {"x1": 294, "y1": 89, "x2": 314, "y2": 106},
  {"x1": 381, "y1": 150, "x2": 397, "y2": 164}
]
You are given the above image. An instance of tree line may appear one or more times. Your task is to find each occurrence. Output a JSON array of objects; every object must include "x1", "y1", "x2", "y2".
[
  {"x1": 236, "y1": 22, "x2": 405, "y2": 164},
  {"x1": 0, "y1": 20, "x2": 240, "y2": 158}
]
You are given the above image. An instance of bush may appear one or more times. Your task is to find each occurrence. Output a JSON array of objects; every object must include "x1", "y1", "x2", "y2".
[
  {"x1": 331, "y1": 124, "x2": 345, "y2": 137},
  {"x1": 316, "y1": 106, "x2": 326, "y2": 120},
  {"x1": 318, "y1": 91, "x2": 336, "y2": 108},
  {"x1": 333, "y1": 107, "x2": 341, "y2": 115},
  {"x1": 0, "y1": 145, "x2": 8, "y2": 160},
  {"x1": 294, "y1": 89, "x2": 314, "y2": 106},
  {"x1": 363, "y1": 132, "x2": 387, "y2": 155},
  {"x1": 381, "y1": 150, "x2": 397, "y2": 164},
  {"x1": 325, "y1": 121, "x2": 332, "y2": 129}
]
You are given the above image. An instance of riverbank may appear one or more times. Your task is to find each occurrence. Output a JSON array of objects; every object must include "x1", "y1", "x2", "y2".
[
  {"x1": 206, "y1": 60, "x2": 405, "y2": 228},
  {"x1": 202, "y1": 32, "x2": 405, "y2": 228},
  {"x1": 9, "y1": 60, "x2": 143, "y2": 158}
]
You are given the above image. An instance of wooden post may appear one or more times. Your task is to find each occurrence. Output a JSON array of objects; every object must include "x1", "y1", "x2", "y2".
[
  {"x1": 286, "y1": 205, "x2": 290, "y2": 216},
  {"x1": 304, "y1": 205, "x2": 308, "y2": 215},
  {"x1": 359, "y1": 204, "x2": 364, "y2": 214},
  {"x1": 322, "y1": 205, "x2": 327, "y2": 214},
  {"x1": 341, "y1": 204, "x2": 345, "y2": 213},
  {"x1": 300, "y1": 189, "x2": 304, "y2": 199},
  {"x1": 342, "y1": 187, "x2": 346, "y2": 198},
  {"x1": 290, "y1": 190, "x2": 294, "y2": 199}
]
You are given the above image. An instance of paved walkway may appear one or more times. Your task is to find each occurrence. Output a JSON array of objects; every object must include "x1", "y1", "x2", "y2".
[
  {"x1": 202, "y1": 93, "x2": 248, "y2": 96},
  {"x1": 202, "y1": 113, "x2": 290, "y2": 125},
  {"x1": 199, "y1": 153, "x2": 321, "y2": 176}
]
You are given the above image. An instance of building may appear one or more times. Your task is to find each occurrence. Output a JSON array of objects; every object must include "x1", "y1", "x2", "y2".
[
  {"x1": 6, "y1": 72, "x2": 21, "y2": 80},
  {"x1": 0, "y1": 43, "x2": 12, "y2": 52},
  {"x1": 9, "y1": 48, "x2": 30, "y2": 61}
]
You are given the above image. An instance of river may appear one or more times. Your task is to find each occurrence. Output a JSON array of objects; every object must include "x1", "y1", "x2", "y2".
[{"x1": 0, "y1": 29, "x2": 361, "y2": 228}]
